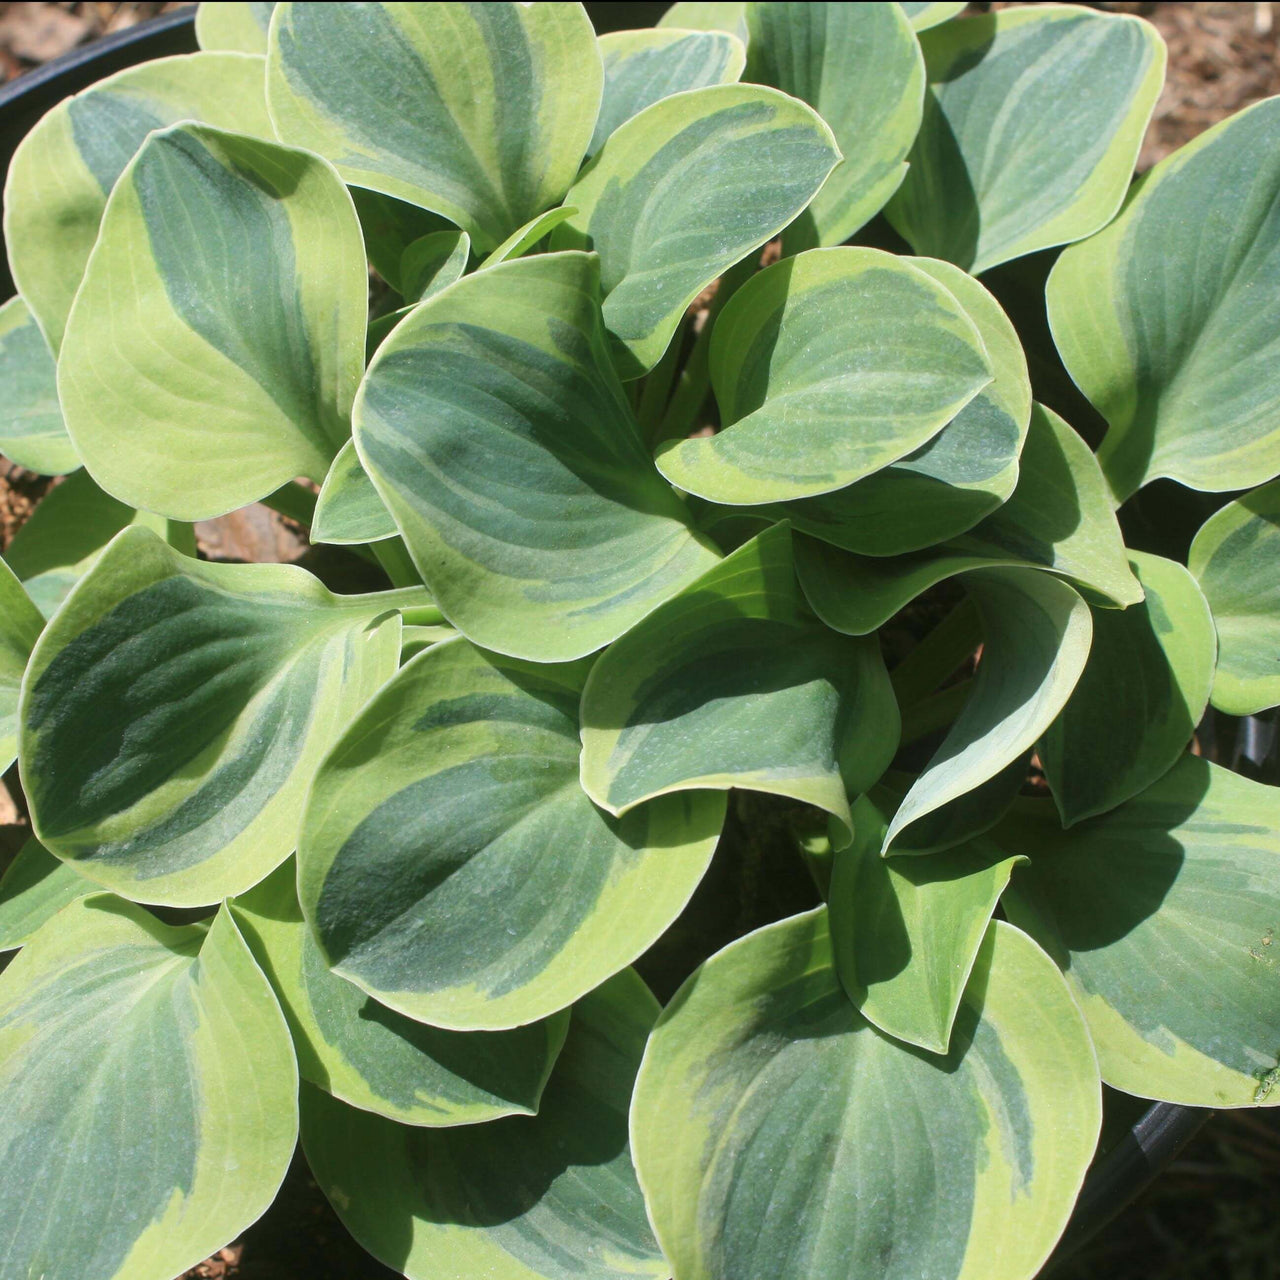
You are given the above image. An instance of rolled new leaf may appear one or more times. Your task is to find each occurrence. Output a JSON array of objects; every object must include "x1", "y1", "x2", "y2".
[
  {"x1": 400, "y1": 229, "x2": 471, "y2": 302},
  {"x1": 196, "y1": 1, "x2": 276, "y2": 52},
  {"x1": 0, "y1": 898, "x2": 297, "y2": 1280},
  {"x1": 0, "y1": 838, "x2": 95, "y2": 951},
  {"x1": 298, "y1": 637, "x2": 723, "y2": 1030},
  {"x1": 1001, "y1": 756, "x2": 1280, "y2": 1107},
  {"x1": 580, "y1": 524, "x2": 899, "y2": 844},
  {"x1": 1189, "y1": 480, "x2": 1280, "y2": 715},
  {"x1": 0, "y1": 297, "x2": 77, "y2": 474},
  {"x1": 354, "y1": 251, "x2": 719, "y2": 662},
  {"x1": 657, "y1": 247, "x2": 993, "y2": 504},
  {"x1": 479, "y1": 207, "x2": 578, "y2": 268},
  {"x1": 887, "y1": 6, "x2": 1165, "y2": 274},
  {"x1": 555, "y1": 83, "x2": 840, "y2": 375},
  {"x1": 302, "y1": 969, "x2": 667, "y2": 1280},
  {"x1": 19, "y1": 527, "x2": 413, "y2": 907},
  {"x1": 267, "y1": 1, "x2": 601, "y2": 251},
  {"x1": 312, "y1": 439, "x2": 399, "y2": 546},
  {"x1": 0, "y1": 558, "x2": 44, "y2": 774},
  {"x1": 632, "y1": 910, "x2": 1101, "y2": 1280},
  {"x1": 231, "y1": 862, "x2": 568, "y2": 1127},
  {"x1": 1049, "y1": 97, "x2": 1280, "y2": 499},
  {"x1": 3, "y1": 52, "x2": 274, "y2": 354}
]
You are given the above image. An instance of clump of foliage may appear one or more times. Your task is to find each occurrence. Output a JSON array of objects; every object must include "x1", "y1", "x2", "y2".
[{"x1": 0, "y1": 2, "x2": 1276, "y2": 1278}]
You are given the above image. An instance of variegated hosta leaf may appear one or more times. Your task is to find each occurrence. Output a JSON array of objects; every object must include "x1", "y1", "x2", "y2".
[
  {"x1": 400, "y1": 229, "x2": 470, "y2": 303},
  {"x1": 0, "y1": 838, "x2": 94, "y2": 951},
  {"x1": 555, "y1": 83, "x2": 840, "y2": 376},
  {"x1": 829, "y1": 791, "x2": 1024, "y2": 1054},
  {"x1": 883, "y1": 568, "x2": 1092, "y2": 856},
  {"x1": 0, "y1": 297, "x2": 77, "y2": 474},
  {"x1": 886, "y1": 6, "x2": 1165, "y2": 274},
  {"x1": 298, "y1": 637, "x2": 724, "y2": 1030},
  {"x1": 796, "y1": 403, "x2": 1142, "y2": 635},
  {"x1": 19, "y1": 527, "x2": 414, "y2": 907},
  {"x1": 1000, "y1": 756, "x2": 1280, "y2": 1107},
  {"x1": 899, "y1": 1, "x2": 966, "y2": 31},
  {"x1": 302, "y1": 969, "x2": 666, "y2": 1280},
  {"x1": 745, "y1": 3, "x2": 924, "y2": 248},
  {"x1": 479, "y1": 208, "x2": 577, "y2": 268},
  {"x1": 632, "y1": 910, "x2": 1101, "y2": 1280},
  {"x1": 267, "y1": 1, "x2": 601, "y2": 251},
  {"x1": 0, "y1": 559, "x2": 44, "y2": 773},
  {"x1": 1049, "y1": 98, "x2": 1280, "y2": 500},
  {"x1": 590, "y1": 27, "x2": 745, "y2": 158},
  {"x1": 658, "y1": 1, "x2": 747, "y2": 42},
  {"x1": 351, "y1": 187, "x2": 456, "y2": 293},
  {"x1": 1040, "y1": 551, "x2": 1215, "y2": 825},
  {"x1": 657, "y1": 247, "x2": 993, "y2": 504},
  {"x1": 312, "y1": 438, "x2": 399, "y2": 546},
  {"x1": 3, "y1": 52, "x2": 274, "y2": 355},
  {"x1": 354, "y1": 251, "x2": 719, "y2": 662},
  {"x1": 579, "y1": 524, "x2": 899, "y2": 844},
  {"x1": 230, "y1": 861, "x2": 568, "y2": 1126},
  {"x1": 0, "y1": 898, "x2": 297, "y2": 1280},
  {"x1": 59, "y1": 123, "x2": 368, "y2": 521},
  {"x1": 195, "y1": 1, "x2": 277, "y2": 52},
  {"x1": 1189, "y1": 481, "x2": 1280, "y2": 715},
  {"x1": 732, "y1": 257, "x2": 1030, "y2": 555}
]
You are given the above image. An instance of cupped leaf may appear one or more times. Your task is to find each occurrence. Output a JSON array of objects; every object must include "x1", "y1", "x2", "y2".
[
  {"x1": 659, "y1": 1, "x2": 748, "y2": 41},
  {"x1": 632, "y1": 909, "x2": 1101, "y2": 1280},
  {"x1": 746, "y1": 3, "x2": 924, "y2": 248},
  {"x1": 351, "y1": 187, "x2": 456, "y2": 293},
  {"x1": 591, "y1": 27, "x2": 745, "y2": 158},
  {"x1": 884, "y1": 567, "x2": 1092, "y2": 855},
  {"x1": 830, "y1": 791, "x2": 1024, "y2": 1054},
  {"x1": 58, "y1": 123, "x2": 368, "y2": 521},
  {"x1": 230, "y1": 861, "x2": 567, "y2": 1127},
  {"x1": 267, "y1": 1, "x2": 601, "y2": 250},
  {"x1": 3, "y1": 52, "x2": 274, "y2": 355},
  {"x1": 1189, "y1": 481, "x2": 1280, "y2": 715},
  {"x1": 580, "y1": 524, "x2": 899, "y2": 843},
  {"x1": 797, "y1": 403, "x2": 1142, "y2": 635},
  {"x1": 312, "y1": 439, "x2": 399, "y2": 546},
  {"x1": 19, "y1": 526, "x2": 413, "y2": 907},
  {"x1": 480, "y1": 208, "x2": 578, "y2": 268},
  {"x1": 657, "y1": 247, "x2": 993, "y2": 504},
  {"x1": 900, "y1": 1, "x2": 966, "y2": 31},
  {"x1": 299, "y1": 637, "x2": 723, "y2": 1031},
  {"x1": 354, "y1": 251, "x2": 719, "y2": 662},
  {"x1": 302, "y1": 969, "x2": 666, "y2": 1280},
  {"x1": 1000, "y1": 756, "x2": 1280, "y2": 1107},
  {"x1": 0, "y1": 558, "x2": 44, "y2": 773},
  {"x1": 400, "y1": 229, "x2": 471, "y2": 303},
  {"x1": 0, "y1": 838, "x2": 95, "y2": 951},
  {"x1": 886, "y1": 6, "x2": 1165, "y2": 274},
  {"x1": 555, "y1": 83, "x2": 840, "y2": 375},
  {"x1": 1049, "y1": 97, "x2": 1280, "y2": 499},
  {"x1": 196, "y1": 1, "x2": 277, "y2": 52},
  {"x1": 0, "y1": 297, "x2": 77, "y2": 474},
  {"x1": 0, "y1": 898, "x2": 297, "y2": 1280},
  {"x1": 1040, "y1": 551, "x2": 1215, "y2": 824}
]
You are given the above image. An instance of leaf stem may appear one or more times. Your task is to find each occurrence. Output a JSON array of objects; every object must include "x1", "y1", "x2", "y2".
[
  {"x1": 372, "y1": 538, "x2": 422, "y2": 589},
  {"x1": 890, "y1": 599, "x2": 981, "y2": 709},
  {"x1": 261, "y1": 479, "x2": 318, "y2": 528},
  {"x1": 638, "y1": 313, "x2": 688, "y2": 446}
]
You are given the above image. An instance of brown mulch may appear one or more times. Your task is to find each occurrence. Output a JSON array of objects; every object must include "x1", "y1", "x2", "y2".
[{"x1": 0, "y1": 1, "x2": 184, "y2": 81}]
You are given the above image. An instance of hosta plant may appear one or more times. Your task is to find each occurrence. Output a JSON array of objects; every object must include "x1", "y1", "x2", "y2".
[{"x1": 0, "y1": 2, "x2": 1277, "y2": 1278}]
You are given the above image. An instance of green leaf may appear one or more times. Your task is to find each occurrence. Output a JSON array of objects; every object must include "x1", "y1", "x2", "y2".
[
  {"x1": 0, "y1": 296, "x2": 77, "y2": 474},
  {"x1": 886, "y1": 6, "x2": 1165, "y2": 274},
  {"x1": 301, "y1": 968, "x2": 666, "y2": 1280},
  {"x1": 479, "y1": 208, "x2": 578, "y2": 268},
  {"x1": 0, "y1": 557, "x2": 44, "y2": 774},
  {"x1": 19, "y1": 526, "x2": 412, "y2": 907},
  {"x1": 1049, "y1": 99, "x2": 1280, "y2": 500},
  {"x1": 400, "y1": 229, "x2": 471, "y2": 303},
  {"x1": 1189, "y1": 481, "x2": 1280, "y2": 715},
  {"x1": 196, "y1": 1, "x2": 277, "y2": 52},
  {"x1": 351, "y1": 187, "x2": 456, "y2": 293},
  {"x1": 899, "y1": 1, "x2": 966, "y2": 31},
  {"x1": 1040, "y1": 551, "x2": 1215, "y2": 824},
  {"x1": 298, "y1": 636, "x2": 723, "y2": 1030},
  {"x1": 1000, "y1": 756, "x2": 1280, "y2": 1107},
  {"x1": 796, "y1": 403, "x2": 1142, "y2": 635},
  {"x1": 745, "y1": 3, "x2": 924, "y2": 248},
  {"x1": 884, "y1": 568, "x2": 1092, "y2": 855},
  {"x1": 580, "y1": 524, "x2": 899, "y2": 844},
  {"x1": 632, "y1": 909, "x2": 1101, "y2": 1280},
  {"x1": 0, "y1": 838, "x2": 95, "y2": 951},
  {"x1": 656, "y1": 247, "x2": 993, "y2": 504},
  {"x1": 830, "y1": 791, "x2": 1025, "y2": 1054},
  {"x1": 590, "y1": 27, "x2": 745, "y2": 157},
  {"x1": 58, "y1": 123, "x2": 368, "y2": 521},
  {"x1": 266, "y1": 1, "x2": 601, "y2": 251},
  {"x1": 659, "y1": 1, "x2": 748, "y2": 42},
  {"x1": 312, "y1": 439, "x2": 399, "y2": 546},
  {"x1": 3, "y1": 52, "x2": 274, "y2": 355},
  {"x1": 354, "y1": 251, "x2": 719, "y2": 662},
  {"x1": 0, "y1": 897, "x2": 297, "y2": 1280},
  {"x1": 555, "y1": 83, "x2": 840, "y2": 376},
  {"x1": 230, "y1": 861, "x2": 568, "y2": 1126},
  {"x1": 734, "y1": 256, "x2": 1030, "y2": 554}
]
